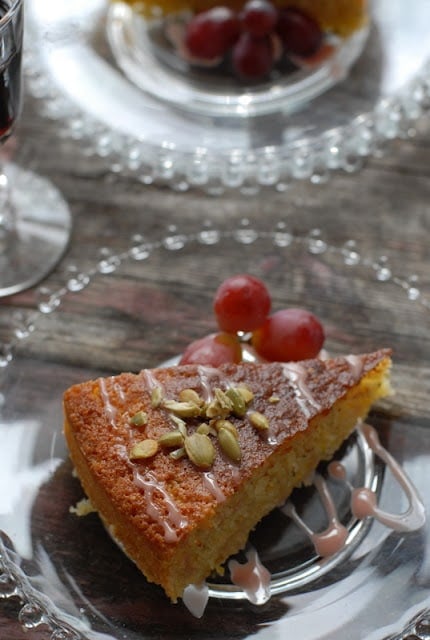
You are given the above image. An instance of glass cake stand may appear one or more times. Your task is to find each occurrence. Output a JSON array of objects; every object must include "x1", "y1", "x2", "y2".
[
  {"x1": 0, "y1": 221, "x2": 429, "y2": 639},
  {"x1": 24, "y1": 0, "x2": 430, "y2": 192}
]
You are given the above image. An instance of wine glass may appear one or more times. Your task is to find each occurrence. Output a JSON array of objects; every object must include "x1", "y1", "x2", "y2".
[{"x1": 0, "y1": 0, "x2": 70, "y2": 298}]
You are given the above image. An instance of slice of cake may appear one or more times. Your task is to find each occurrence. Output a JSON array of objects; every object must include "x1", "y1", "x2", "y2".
[{"x1": 63, "y1": 349, "x2": 391, "y2": 602}]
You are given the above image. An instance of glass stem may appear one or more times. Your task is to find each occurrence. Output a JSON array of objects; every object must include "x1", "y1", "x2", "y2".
[{"x1": 0, "y1": 164, "x2": 16, "y2": 249}]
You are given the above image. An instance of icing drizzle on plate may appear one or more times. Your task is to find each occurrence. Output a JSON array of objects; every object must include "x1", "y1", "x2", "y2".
[
  {"x1": 216, "y1": 420, "x2": 425, "y2": 617},
  {"x1": 182, "y1": 419, "x2": 426, "y2": 617},
  {"x1": 351, "y1": 422, "x2": 426, "y2": 532}
]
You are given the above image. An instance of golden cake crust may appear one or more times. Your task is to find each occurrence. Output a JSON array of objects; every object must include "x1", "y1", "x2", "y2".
[{"x1": 64, "y1": 349, "x2": 391, "y2": 601}]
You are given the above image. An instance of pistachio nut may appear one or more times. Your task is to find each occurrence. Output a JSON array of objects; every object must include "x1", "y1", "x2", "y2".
[
  {"x1": 225, "y1": 387, "x2": 247, "y2": 417},
  {"x1": 179, "y1": 388, "x2": 204, "y2": 406},
  {"x1": 236, "y1": 385, "x2": 254, "y2": 404},
  {"x1": 163, "y1": 399, "x2": 201, "y2": 418},
  {"x1": 158, "y1": 430, "x2": 185, "y2": 448},
  {"x1": 151, "y1": 386, "x2": 163, "y2": 408},
  {"x1": 129, "y1": 410, "x2": 148, "y2": 426},
  {"x1": 184, "y1": 433, "x2": 216, "y2": 469},
  {"x1": 213, "y1": 419, "x2": 239, "y2": 440},
  {"x1": 129, "y1": 439, "x2": 159, "y2": 460},
  {"x1": 249, "y1": 411, "x2": 270, "y2": 432},
  {"x1": 218, "y1": 427, "x2": 242, "y2": 463}
]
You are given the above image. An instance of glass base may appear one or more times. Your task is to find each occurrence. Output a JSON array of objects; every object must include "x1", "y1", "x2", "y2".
[
  {"x1": 0, "y1": 164, "x2": 71, "y2": 297},
  {"x1": 107, "y1": 3, "x2": 370, "y2": 118}
]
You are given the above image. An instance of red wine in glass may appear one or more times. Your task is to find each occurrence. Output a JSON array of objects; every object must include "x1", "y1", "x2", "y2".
[
  {"x1": 0, "y1": 0, "x2": 22, "y2": 140},
  {"x1": 0, "y1": 0, "x2": 71, "y2": 298}
]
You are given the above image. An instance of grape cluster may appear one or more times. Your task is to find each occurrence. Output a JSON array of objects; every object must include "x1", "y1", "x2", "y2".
[
  {"x1": 184, "y1": 1, "x2": 323, "y2": 80},
  {"x1": 179, "y1": 274, "x2": 325, "y2": 366}
]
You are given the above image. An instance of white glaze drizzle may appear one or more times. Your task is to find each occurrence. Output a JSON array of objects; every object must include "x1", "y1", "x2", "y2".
[
  {"x1": 133, "y1": 470, "x2": 188, "y2": 543},
  {"x1": 202, "y1": 472, "x2": 226, "y2": 503},
  {"x1": 312, "y1": 474, "x2": 349, "y2": 556},
  {"x1": 182, "y1": 583, "x2": 209, "y2": 619},
  {"x1": 98, "y1": 377, "x2": 118, "y2": 429},
  {"x1": 230, "y1": 464, "x2": 241, "y2": 485},
  {"x1": 228, "y1": 546, "x2": 271, "y2": 605},
  {"x1": 351, "y1": 422, "x2": 426, "y2": 532},
  {"x1": 142, "y1": 368, "x2": 162, "y2": 392},
  {"x1": 283, "y1": 422, "x2": 426, "y2": 560},
  {"x1": 112, "y1": 446, "x2": 189, "y2": 545},
  {"x1": 197, "y1": 365, "x2": 220, "y2": 402},
  {"x1": 281, "y1": 474, "x2": 349, "y2": 558},
  {"x1": 281, "y1": 362, "x2": 321, "y2": 417},
  {"x1": 327, "y1": 460, "x2": 347, "y2": 481},
  {"x1": 114, "y1": 381, "x2": 126, "y2": 401},
  {"x1": 113, "y1": 443, "x2": 129, "y2": 461},
  {"x1": 344, "y1": 354, "x2": 365, "y2": 381}
]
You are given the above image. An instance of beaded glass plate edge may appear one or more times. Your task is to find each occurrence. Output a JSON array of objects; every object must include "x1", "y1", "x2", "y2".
[{"x1": 1, "y1": 222, "x2": 429, "y2": 366}]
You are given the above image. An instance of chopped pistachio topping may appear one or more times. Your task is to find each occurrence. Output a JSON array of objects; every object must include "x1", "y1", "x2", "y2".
[
  {"x1": 225, "y1": 387, "x2": 247, "y2": 417},
  {"x1": 184, "y1": 433, "x2": 216, "y2": 469},
  {"x1": 151, "y1": 386, "x2": 163, "y2": 408},
  {"x1": 196, "y1": 422, "x2": 212, "y2": 436},
  {"x1": 217, "y1": 427, "x2": 242, "y2": 462},
  {"x1": 170, "y1": 413, "x2": 187, "y2": 434},
  {"x1": 179, "y1": 388, "x2": 204, "y2": 406},
  {"x1": 170, "y1": 447, "x2": 186, "y2": 460},
  {"x1": 212, "y1": 418, "x2": 239, "y2": 440},
  {"x1": 249, "y1": 411, "x2": 270, "y2": 432},
  {"x1": 178, "y1": 422, "x2": 188, "y2": 438},
  {"x1": 236, "y1": 385, "x2": 254, "y2": 404},
  {"x1": 205, "y1": 388, "x2": 234, "y2": 418},
  {"x1": 129, "y1": 410, "x2": 148, "y2": 426},
  {"x1": 268, "y1": 395, "x2": 280, "y2": 404},
  {"x1": 158, "y1": 430, "x2": 185, "y2": 448},
  {"x1": 163, "y1": 399, "x2": 201, "y2": 418},
  {"x1": 129, "y1": 438, "x2": 159, "y2": 460},
  {"x1": 214, "y1": 387, "x2": 234, "y2": 411},
  {"x1": 129, "y1": 380, "x2": 257, "y2": 469}
]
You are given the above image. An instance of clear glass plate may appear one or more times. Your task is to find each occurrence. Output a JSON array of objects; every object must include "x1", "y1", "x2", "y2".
[
  {"x1": 1, "y1": 221, "x2": 430, "y2": 639},
  {"x1": 24, "y1": 0, "x2": 430, "y2": 192}
]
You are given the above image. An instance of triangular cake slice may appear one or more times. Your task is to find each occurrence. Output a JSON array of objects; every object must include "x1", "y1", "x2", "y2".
[{"x1": 63, "y1": 349, "x2": 392, "y2": 602}]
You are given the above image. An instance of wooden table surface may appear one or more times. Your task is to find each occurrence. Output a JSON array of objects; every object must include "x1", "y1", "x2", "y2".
[{"x1": 1, "y1": 29, "x2": 430, "y2": 639}]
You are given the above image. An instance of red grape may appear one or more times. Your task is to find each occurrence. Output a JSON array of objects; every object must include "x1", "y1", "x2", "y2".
[
  {"x1": 185, "y1": 8, "x2": 240, "y2": 60},
  {"x1": 240, "y1": 0, "x2": 278, "y2": 37},
  {"x1": 277, "y1": 8, "x2": 323, "y2": 57},
  {"x1": 179, "y1": 332, "x2": 242, "y2": 366},
  {"x1": 213, "y1": 274, "x2": 271, "y2": 333},
  {"x1": 252, "y1": 308, "x2": 325, "y2": 362},
  {"x1": 232, "y1": 33, "x2": 273, "y2": 80}
]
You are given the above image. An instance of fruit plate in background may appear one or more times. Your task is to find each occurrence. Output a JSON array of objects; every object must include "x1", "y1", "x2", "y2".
[
  {"x1": 1, "y1": 220, "x2": 430, "y2": 639},
  {"x1": 25, "y1": 0, "x2": 430, "y2": 192},
  {"x1": 106, "y1": 2, "x2": 369, "y2": 118}
]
